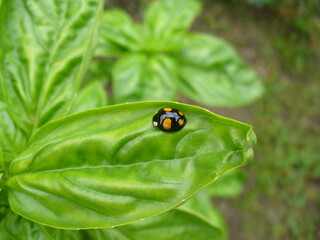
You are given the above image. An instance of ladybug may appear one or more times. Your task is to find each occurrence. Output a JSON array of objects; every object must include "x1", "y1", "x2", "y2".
[{"x1": 152, "y1": 107, "x2": 187, "y2": 132}]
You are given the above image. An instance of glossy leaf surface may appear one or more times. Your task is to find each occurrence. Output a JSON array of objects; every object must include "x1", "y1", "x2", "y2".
[
  {"x1": 0, "y1": 0, "x2": 103, "y2": 136},
  {"x1": 6, "y1": 102, "x2": 256, "y2": 229},
  {"x1": 176, "y1": 34, "x2": 264, "y2": 107},
  {"x1": 112, "y1": 54, "x2": 177, "y2": 103},
  {"x1": 86, "y1": 190, "x2": 225, "y2": 240}
]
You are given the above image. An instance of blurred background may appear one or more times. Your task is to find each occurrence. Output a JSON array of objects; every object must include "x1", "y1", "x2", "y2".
[{"x1": 101, "y1": 0, "x2": 320, "y2": 239}]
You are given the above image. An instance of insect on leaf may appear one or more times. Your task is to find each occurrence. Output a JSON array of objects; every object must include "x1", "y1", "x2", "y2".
[{"x1": 6, "y1": 102, "x2": 256, "y2": 229}]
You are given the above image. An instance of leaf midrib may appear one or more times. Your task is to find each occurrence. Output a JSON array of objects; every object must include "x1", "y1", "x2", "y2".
[{"x1": 9, "y1": 149, "x2": 243, "y2": 178}]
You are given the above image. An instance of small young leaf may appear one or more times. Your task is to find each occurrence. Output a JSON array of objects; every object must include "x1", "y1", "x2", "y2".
[
  {"x1": 206, "y1": 169, "x2": 247, "y2": 198},
  {"x1": 176, "y1": 34, "x2": 264, "y2": 107},
  {"x1": 112, "y1": 54, "x2": 177, "y2": 103},
  {"x1": 98, "y1": 9, "x2": 142, "y2": 55},
  {"x1": 3, "y1": 211, "x2": 84, "y2": 240},
  {"x1": 70, "y1": 81, "x2": 107, "y2": 114},
  {"x1": 0, "y1": 0, "x2": 103, "y2": 136},
  {"x1": 144, "y1": 0, "x2": 201, "y2": 38},
  {"x1": 6, "y1": 102, "x2": 256, "y2": 229}
]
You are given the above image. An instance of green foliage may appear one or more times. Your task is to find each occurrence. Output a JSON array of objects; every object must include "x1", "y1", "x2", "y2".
[
  {"x1": 207, "y1": 169, "x2": 247, "y2": 198},
  {"x1": 97, "y1": 0, "x2": 264, "y2": 107},
  {"x1": 112, "y1": 54, "x2": 178, "y2": 102},
  {"x1": 87, "y1": 194, "x2": 225, "y2": 240},
  {"x1": 3, "y1": 211, "x2": 82, "y2": 240},
  {"x1": 0, "y1": 0, "x2": 257, "y2": 238},
  {"x1": 6, "y1": 101, "x2": 255, "y2": 229},
  {"x1": 0, "y1": 0, "x2": 102, "y2": 138},
  {"x1": 70, "y1": 81, "x2": 108, "y2": 114}
]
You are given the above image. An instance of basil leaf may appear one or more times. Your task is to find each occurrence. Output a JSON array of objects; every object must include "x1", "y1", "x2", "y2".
[
  {"x1": 0, "y1": 221, "x2": 11, "y2": 240},
  {"x1": 0, "y1": 0, "x2": 103, "y2": 136},
  {"x1": 0, "y1": 133, "x2": 3, "y2": 172},
  {"x1": 144, "y1": 0, "x2": 201, "y2": 38},
  {"x1": 112, "y1": 54, "x2": 177, "y2": 103},
  {"x1": 82, "y1": 60, "x2": 114, "y2": 89},
  {"x1": 176, "y1": 34, "x2": 264, "y2": 107},
  {"x1": 6, "y1": 102, "x2": 256, "y2": 229},
  {"x1": 0, "y1": 102, "x2": 27, "y2": 169},
  {"x1": 3, "y1": 211, "x2": 83, "y2": 240},
  {"x1": 180, "y1": 191, "x2": 227, "y2": 239},
  {"x1": 0, "y1": 149, "x2": 3, "y2": 174},
  {"x1": 98, "y1": 9, "x2": 142, "y2": 55},
  {"x1": 86, "y1": 189, "x2": 227, "y2": 240},
  {"x1": 85, "y1": 229, "x2": 129, "y2": 240},
  {"x1": 70, "y1": 81, "x2": 107, "y2": 114},
  {"x1": 206, "y1": 169, "x2": 247, "y2": 198},
  {"x1": 87, "y1": 208, "x2": 224, "y2": 240},
  {"x1": 0, "y1": 191, "x2": 8, "y2": 208}
]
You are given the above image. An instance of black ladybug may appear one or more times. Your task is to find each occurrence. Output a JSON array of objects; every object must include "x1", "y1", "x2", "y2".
[{"x1": 152, "y1": 108, "x2": 187, "y2": 132}]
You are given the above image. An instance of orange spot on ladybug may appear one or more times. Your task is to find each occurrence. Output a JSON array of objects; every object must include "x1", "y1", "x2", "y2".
[
  {"x1": 178, "y1": 111, "x2": 184, "y2": 116},
  {"x1": 162, "y1": 118, "x2": 172, "y2": 129},
  {"x1": 178, "y1": 119, "x2": 184, "y2": 126},
  {"x1": 163, "y1": 108, "x2": 172, "y2": 112}
]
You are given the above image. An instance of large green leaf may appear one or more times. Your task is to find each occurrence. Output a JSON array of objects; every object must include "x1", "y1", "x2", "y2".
[
  {"x1": 176, "y1": 34, "x2": 264, "y2": 107},
  {"x1": 3, "y1": 211, "x2": 83, "y2": 240},
  {"x1": 97, "y1": 9, "x2": 142, "y2": 56},
  {"x1": 144, "y1": 0, "x2": 201, "y2": 39},
  {"x1": 70, "y1": 81, "x2": 107, "y2": 114},
  {"x1": 0, "y1": 0, "x2": 103, "y2": 136},
  {"x1": 112, "y1": 54, "x2": 177, "y2": 103},
  {"x1": 6, "y1": 102, "x2": 256, "y2": 229}
]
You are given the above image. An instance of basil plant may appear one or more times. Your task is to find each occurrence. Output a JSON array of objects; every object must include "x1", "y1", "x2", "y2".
[
  {"x1": 0, "y1": 0, "x2": 257, "y2": 239},
  {"x1": 96, "y1": 0, "x2": 264, "y2": 106}
]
